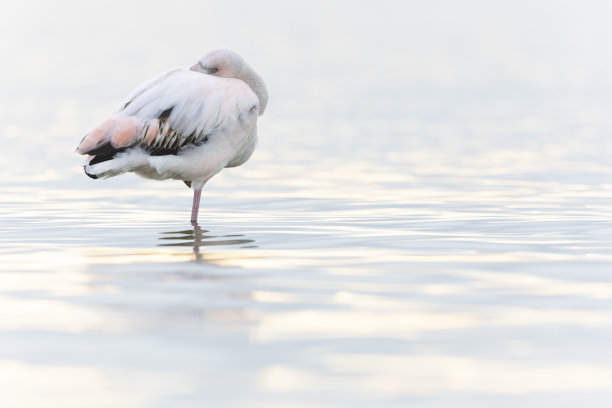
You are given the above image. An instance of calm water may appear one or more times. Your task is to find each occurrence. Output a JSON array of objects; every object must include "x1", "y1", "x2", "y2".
[{"x1": 2, "y1": 1, "x2": 612, "y2": 407}]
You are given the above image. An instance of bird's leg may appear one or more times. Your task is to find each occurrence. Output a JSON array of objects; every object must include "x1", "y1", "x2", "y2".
[{"x1": 191, "y1": 189, "x2": 202, "y2": 224}]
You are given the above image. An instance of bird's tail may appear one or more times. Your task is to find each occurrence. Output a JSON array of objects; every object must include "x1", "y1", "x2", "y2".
[
  {"x1": 77, "y1": 115, "x2": 147, "y2": 179},
  {"x1": 76, "y1": 115, "x2": 141, "y2": 154},
  {"x1": 83, "y1": 150, "x2": 149, "y2": 179}
]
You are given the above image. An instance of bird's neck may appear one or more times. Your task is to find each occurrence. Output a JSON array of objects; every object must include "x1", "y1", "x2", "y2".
[{"x1": 240, "y1": 70, "x2": 268, "y2": 115}]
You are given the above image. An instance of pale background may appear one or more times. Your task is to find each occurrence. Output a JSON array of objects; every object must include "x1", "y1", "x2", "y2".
[{"x1": 1, "y1": 1, "x2": 612, "y2": 407}]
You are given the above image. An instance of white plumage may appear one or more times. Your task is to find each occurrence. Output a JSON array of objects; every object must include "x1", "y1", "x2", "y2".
[{"x1": 76, "y1": 49, "x2": 268, "y2": 222}]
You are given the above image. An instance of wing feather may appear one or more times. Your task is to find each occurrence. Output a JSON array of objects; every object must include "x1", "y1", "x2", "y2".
[
  {"x1": 118, "y1": 70, "x2": 231, "y2": 154},
  {"x1": 78, "y1": 67, "x2": 260, "y2": 165}
]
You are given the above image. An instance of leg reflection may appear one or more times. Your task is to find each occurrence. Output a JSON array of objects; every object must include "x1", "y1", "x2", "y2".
[
  {"x1": 192, "y1": 220, "x2": 203, "y2": 262},
  {"x1": 158, "y1": 221, "x2": 256, "y2": 262}
]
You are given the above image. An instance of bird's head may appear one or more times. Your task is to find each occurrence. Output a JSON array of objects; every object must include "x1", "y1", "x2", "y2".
[
  {"x1": 191, "y1": 48, "x2": 268, "y2": 115},
  {"x1": 190, "y1": 48, "x2": 245, "y2": 78}
]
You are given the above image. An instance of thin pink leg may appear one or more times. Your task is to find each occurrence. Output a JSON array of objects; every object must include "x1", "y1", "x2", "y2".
[{"x1": 191, "y1": 189, "x2": 202, "y2": 223}]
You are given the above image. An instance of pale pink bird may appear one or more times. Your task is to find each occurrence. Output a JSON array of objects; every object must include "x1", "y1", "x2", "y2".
[{"x1": 76, "y1": 49, "x2": 268, "y2": 223}]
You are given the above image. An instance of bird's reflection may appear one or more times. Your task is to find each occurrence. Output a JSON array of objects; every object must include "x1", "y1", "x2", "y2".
[{"x1": 158, "y1": 221, "x2": 256, "y2": 262}]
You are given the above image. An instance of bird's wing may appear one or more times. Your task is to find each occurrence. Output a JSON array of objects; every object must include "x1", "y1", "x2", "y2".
[
  {"x1": 77, "y1": 68, "x2": 259, "y2": 161},
  {"x1": 114, "y1": 67, "x2": 183, "y2": 114}
]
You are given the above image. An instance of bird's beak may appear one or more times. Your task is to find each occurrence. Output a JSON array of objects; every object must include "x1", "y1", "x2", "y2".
[{"x1": 190, "y1": 61, "x2": 205, "y2": 73}]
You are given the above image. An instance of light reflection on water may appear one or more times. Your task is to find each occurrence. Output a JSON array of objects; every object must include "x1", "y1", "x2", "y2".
[
  {"x1": 3, "y1": 1, "x2": 612, "y2": 407},
  {"x1": 2, "y1": 181, "x2": 612, "y2": 406}
]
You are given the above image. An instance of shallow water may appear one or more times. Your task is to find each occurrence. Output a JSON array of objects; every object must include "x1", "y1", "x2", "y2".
[{"x1": 2, "y1": 1, "x2": 612, "y2": 407}]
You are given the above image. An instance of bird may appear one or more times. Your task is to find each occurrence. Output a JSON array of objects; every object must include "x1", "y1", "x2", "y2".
[{"x1": 76, "y1": 49, "x2": 268, "y2": 223}]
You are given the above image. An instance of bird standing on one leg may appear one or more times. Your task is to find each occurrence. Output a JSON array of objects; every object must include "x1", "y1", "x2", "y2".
[{"x1": 76, "y1": 49, "x2": 268, "y2": 223}]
